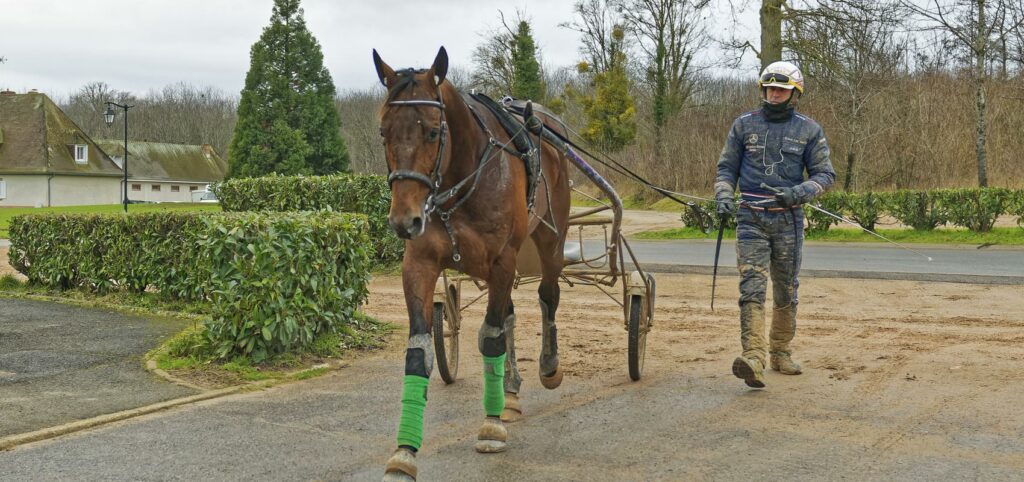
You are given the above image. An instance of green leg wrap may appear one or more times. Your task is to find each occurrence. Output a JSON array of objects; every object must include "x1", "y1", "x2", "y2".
[
  {"x1": 397, "y1": 375, "x2": 429, "y2": 450},
  {"x1": 482, "y1": 354, "x2": 506, "y2": 417}
]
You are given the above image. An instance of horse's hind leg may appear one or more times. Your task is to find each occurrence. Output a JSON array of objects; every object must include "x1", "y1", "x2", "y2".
[
  {"x1": 501, "y1": 301, "x2": 523, "y2": 422},
  {"x1": 385, "y1": 258, "x2": 441, "y2": 481},
  {"x1": 475, "y1": 249, "x2": 518, "y2": 453},
  {"x1": 534, "y1": 228, "x2": 565, "y2": 389}
]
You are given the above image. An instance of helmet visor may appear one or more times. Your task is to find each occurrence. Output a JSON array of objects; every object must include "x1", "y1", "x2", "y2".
[{"x1": 760, "y1": 73, "x2": 795, "y2": 89}]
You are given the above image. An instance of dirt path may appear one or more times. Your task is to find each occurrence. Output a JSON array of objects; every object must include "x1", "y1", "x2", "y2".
[{"x1": 363, "y1": 273, "x2": 1024, "y2": 477}]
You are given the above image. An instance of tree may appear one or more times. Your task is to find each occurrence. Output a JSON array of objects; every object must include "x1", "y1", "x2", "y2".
[
  {"x1": 787, "y1": 0, "x2": 909, "y2": 190},
  {"x1": 472, "y1": 12, "x2": 547, "y2": 100},
  {"x1": 904, "y1": 0, "x2": 1024, "y2": 187},
  {"x1": 228, "y1": 0, "x2": 348, "y2": 178},
  {"x1": 579, "y1": 26, "x2": 638, "y2": 151}
]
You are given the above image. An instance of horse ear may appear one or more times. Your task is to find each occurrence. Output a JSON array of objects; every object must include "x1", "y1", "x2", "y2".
[
  {"x1": 430, "y1": 46, "x2": 449, "y2": 85},
  {"x1": 372, "y1": 49, "x2": 396, "y2": 87}
]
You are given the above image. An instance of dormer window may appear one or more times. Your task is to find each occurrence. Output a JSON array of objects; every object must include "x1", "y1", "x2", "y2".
[{"x1": 74, "y1": 144, "x2": 88, "y2": 164}]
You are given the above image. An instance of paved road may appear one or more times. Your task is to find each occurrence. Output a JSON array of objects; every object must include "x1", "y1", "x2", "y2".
[
  {"x1": 0, "y1": 298, "x2": 196, "y2": 437},
  {"x1": 581, "y1": 239, "x2": 1024, "y2": 283}
]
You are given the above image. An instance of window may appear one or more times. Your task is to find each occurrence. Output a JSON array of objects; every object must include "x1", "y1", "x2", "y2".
[
  {"x1": 74, "y1": 144, "x2": 88, "y2": 164},
  {"x1": 151, "y1": 184, "x2": 161, "y2": 192},
  {"x1": 171, "y1": 185, "x2": 180, "y2": 192},
  {"x1": 0, "y1": 178, "x2": 5, "y2": 199},
  {"x1": 189, "y1": 186, "x2": 199, "y2": 192},
  {"x1": 132, "y1": 184, "x2": 141, "y2": 191}
]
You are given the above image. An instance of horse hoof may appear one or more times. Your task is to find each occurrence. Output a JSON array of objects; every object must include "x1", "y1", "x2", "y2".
[
  {"x1": 500, "y1": 392, "x2": 523, "y2": 423},
  {"x1": 383, "y1": 448, "x2": 417, "y2": 481},
  {"x1": 475, "y1": 417, "x2": 507, "y2": 453},
  {"x1": 539, "y1": 368, "x2": 563, "y2": 389}
]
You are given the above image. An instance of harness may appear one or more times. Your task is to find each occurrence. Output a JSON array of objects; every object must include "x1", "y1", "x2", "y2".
[{"x1": 384, "y1": 74, "x2": 546, "y2": 266}]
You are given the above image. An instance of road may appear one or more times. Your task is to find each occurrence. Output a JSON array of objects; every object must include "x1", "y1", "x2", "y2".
[{"x1": 584, "y1": 239, "x2": 1024, "y2": 284}]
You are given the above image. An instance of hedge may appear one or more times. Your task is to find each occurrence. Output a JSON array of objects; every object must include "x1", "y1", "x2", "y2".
[
  {"x1": 8, "y1": 211, "x2": 371, "y2": 361},
  {"x1": 679, "y1": 188, "x2": 1022, "y2": 233},
  {"x1": 214, "y1": 174, "x2": 402, "y2": 264}
]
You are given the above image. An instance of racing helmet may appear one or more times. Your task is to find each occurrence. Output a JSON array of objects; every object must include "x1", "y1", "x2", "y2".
[{"x1": 758, "y1": 61, "x2": 805, "y2": 95}]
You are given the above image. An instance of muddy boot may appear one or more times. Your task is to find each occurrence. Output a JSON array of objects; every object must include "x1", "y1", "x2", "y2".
[
  {"x1": 732, "y1": 356, "x2": 765, "y2": 388},
  {"x1": 770, "y1": 351, "x2": 802, "y2": 375}
]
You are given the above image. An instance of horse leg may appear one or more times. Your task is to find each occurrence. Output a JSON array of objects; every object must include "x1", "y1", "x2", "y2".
[
  {"x1": 384, "y1": 259, "x2": 440, "y2": 481},
  {"x1": 534, "y1": 230, "x2": 565, "y2": 389},
  {"x1": 475, "y1": 250, "x2": 517, "y2": 453},
  {"x1": 501, "y1": 301, "x2": 524, "y2": 422}
]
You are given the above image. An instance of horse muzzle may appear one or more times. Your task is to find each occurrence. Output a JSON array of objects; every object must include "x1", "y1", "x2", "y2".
[{"x1": 389, "y1": 211, "x2": 427, "y2": 240}]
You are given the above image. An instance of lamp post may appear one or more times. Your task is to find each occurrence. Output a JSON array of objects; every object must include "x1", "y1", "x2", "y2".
[{"x1": 104, "y1": 102, "x2": 133, "y2": 213}]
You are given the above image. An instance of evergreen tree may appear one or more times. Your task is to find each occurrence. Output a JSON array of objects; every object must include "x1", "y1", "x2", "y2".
[
  {"x1": 228, "y1": 0, "x2": 348, "y2": 178},
  {"x1": 580, "y1": 26, "x2": 636, "y2": 151},
  {"x1": 510, "y1": 20, "x2": 546, "y2": 101}
]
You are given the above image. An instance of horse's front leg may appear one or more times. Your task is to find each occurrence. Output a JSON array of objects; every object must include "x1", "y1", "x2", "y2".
[
  {"x1": 475, "y1": 249, "x2": 518, "y2": 453},
  {"x1": 501, "y1": 300, "x2": 524, "y2": 423},
  {"x1": 384, "y1": 257, "x2": 441, "y2": 481}
]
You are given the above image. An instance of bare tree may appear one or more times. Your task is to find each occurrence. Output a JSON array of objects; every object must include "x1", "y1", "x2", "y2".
[
  {"x1": 561, "y1": 0, "x2": 628, "y2": 74},
  {"x1": 788, "y1": 0, "x2": 910, "y2": 190},
  {"x1": 903, "y1": 0, "x2": 1024, "y2": 187}
]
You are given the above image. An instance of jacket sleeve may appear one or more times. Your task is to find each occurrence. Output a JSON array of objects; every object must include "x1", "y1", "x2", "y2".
[
  {"x1": 793, "y1": 125, "x2": 836, "y2": 204},
  {"x1": 714, "y1": 119, "x2": 743, "y2": 199}
]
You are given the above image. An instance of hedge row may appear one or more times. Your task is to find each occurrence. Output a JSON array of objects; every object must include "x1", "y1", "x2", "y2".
[
  {"x1": 8, "y1": 211, "x2": 371, "y2": 361},
  {"x1": 682, "y1": 188, "x2": 1023, "y2": 233},
  {"x1": 213, "y1": 174, "x2": 402, "y2": 264}
]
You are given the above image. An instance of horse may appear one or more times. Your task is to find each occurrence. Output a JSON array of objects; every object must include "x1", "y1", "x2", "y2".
[{"x1": 373, "y1": 46, "x2": 571, "y2": 481}]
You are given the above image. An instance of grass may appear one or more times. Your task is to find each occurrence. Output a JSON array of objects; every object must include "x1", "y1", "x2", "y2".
[
  {"x1": 0, "y1": 203, "x2": 220, "y2": 238},
  {"x1": 634, "y1": 226, "x2": 1024, "y2": 245}
]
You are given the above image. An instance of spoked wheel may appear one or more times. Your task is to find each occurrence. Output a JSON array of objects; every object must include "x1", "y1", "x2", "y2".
[
  {"x1": 432, "y1": 284, "x2": 461, "y2": 384},
  {"x1": 627, "y1": 273, "x2": 655, "y2": 381}
]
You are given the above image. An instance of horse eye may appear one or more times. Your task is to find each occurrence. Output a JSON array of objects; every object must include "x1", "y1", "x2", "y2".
[
  {"x1": 379, "y1": 127, "x2": 385, "y2": 137},
  {"x1": 428, "y1": 128, "x2": 439, "y2": 141}
]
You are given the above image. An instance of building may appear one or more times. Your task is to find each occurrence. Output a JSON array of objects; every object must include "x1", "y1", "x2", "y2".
[
  {"x1": 0, "y1": 90, "x2": 228, "y2": 207},
  {"x1": 0, "y1": 91, "x2": 123, "y2": 207},
  {"x1": 95, "y1": 140, "x2": 227, "y2": 203}
]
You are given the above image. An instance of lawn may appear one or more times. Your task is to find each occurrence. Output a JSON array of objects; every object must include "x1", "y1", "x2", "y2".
[
  {"x1": 0, "y1": 203, "x2": 221, "y2": 238},
  {"x1": 635, "y1": 226, "x2": 1024, "y2": 245}
]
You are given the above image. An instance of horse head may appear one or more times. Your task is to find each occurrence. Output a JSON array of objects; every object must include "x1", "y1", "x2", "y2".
[{"x1": 373, "y1": 47, "x2": 450, "y2": 240}]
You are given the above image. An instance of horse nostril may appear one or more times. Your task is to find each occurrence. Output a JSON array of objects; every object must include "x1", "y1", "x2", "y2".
[{"x1": 410, "y1": 216, "x2": 423, "y2": 235}]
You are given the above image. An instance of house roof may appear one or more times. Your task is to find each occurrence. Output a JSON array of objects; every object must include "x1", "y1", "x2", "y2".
[
  {"x1": 0, "y1": 92, "x2": 123, "y2": 177},
  {"x1": 95, "y1": 140, "x2": 227, "y2": 183}
]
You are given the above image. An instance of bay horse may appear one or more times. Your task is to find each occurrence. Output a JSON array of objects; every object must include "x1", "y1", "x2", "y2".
[{"x1": 374, "y1": 46, "x2": 570, "y2": 481}]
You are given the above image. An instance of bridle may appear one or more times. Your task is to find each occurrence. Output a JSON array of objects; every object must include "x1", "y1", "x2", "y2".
[{"x1": 384, "y1": 83, "x2": 449, "y2": 218}]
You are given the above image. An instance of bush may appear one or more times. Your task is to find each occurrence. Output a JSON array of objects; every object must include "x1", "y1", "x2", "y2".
[
  {"x1": 214, "y1": 174, "x2": 402, "y2": 264},
  {"x1": 680, "y1": 200, "x2": 735, "y2": 230},
  {"x1": 8, "y1": 211, "x2": 371, "y2": 361},
  {"x1": 1008, "y1": 189, "x2": 1024, "y2": 228},
  {"x1": 936, "y1": 188, "x2": 1012, "y2": 232},
  {"x1": 844, "y1": 191, "x2": 885, "y2": 232},
  {"x1": 805, "y1": 191, "x2": 846, "y2": 232},
  {"x1": 884, "y1": 190, "x2": 948, "y2": 231},
  {"x1": 201, "y1": 212, "x2": 371, "y2": 361}
]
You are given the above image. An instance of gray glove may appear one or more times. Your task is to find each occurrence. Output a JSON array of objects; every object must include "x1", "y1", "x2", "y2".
[
  {"x1": 774, "y1": 186, "x2": 799, "y2": 208},
  {"x1": 716, "y1": 194, "x2": 736, "y2": 216}
]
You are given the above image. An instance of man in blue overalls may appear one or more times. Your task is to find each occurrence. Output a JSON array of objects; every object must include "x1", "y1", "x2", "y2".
[{"x1": 714, "y1": 61, "x2": 836, "y2": 388}]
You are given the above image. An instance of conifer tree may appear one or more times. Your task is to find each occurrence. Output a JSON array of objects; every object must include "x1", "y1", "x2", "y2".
[
  {"x1": 580, "y1": 26, "x2": 636, "y2": 151},
  {"x1": 228, "y1": 0, "x2": 348, "y2": 178},
  {"x1": 510, "y1": 20, "x2": 546, "y2": 101}
]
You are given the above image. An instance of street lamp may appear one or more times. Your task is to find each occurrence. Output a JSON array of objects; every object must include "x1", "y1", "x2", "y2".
[{"x1": 104, "y1": 102, "x2": 133, "y2": 213}]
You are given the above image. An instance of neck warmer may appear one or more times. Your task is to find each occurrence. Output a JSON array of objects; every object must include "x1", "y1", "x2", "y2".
[{"x1": 761, "y1": 100, "x2": 795, "y2": 123}]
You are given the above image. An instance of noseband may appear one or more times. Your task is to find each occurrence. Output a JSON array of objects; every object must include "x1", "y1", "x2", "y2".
[{"x1": 386, "y1": 92, "x2": 449, "y2": 217}]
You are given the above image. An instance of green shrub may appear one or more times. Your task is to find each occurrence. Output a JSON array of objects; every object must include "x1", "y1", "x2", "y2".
[
  {"x1": 936, "y1": 188, "x2": 1011, "y2": 232},
  {"x1": 884, "y1": 189, "x2": 948, "y2": 231},
  {"x1": 201, "y1": 212, "x2": 371, "y2": 361},
  {"x1": 213, "y1": 174, "x2": 402, "y2": 264},
  {"x1": 680, "y1": 200, "x2": 735, "y2": 230},
  {"x1": 805, "y1": 191, "x2": 846, "y2": 232},
  {"x1": 1009, "y1": 189, "x2": 1024, "y2": 228},
  {"x1": 844, "y1": 191, "x2": 885, "y2": 232}
]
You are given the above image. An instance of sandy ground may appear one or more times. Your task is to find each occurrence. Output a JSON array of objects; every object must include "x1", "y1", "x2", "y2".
[{"x1": 363, "y1": 272, "x2": 1024, "y2": 475}]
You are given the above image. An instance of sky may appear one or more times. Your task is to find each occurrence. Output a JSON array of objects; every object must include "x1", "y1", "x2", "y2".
[{"x1": 0, "y1": 0, "x2": 759, "y2": 98}]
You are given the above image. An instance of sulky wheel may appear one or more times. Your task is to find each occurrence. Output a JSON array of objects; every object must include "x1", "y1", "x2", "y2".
[
  {"x1": 432, "y1": 284, "x2": 461, "y2": 384},
  {"x1": 627, "y1": 272, "x2": 655, "y2": 381}
]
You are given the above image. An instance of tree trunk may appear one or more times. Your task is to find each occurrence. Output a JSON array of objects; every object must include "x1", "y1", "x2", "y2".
[
  {"x1": 843, "y1": 150, "x2": 856, "y2": 191},
  {"x1": 975, "y1": 0, "x2": 989, "y2": 187},
  {"x1": 760, "y1": 0, "x2": 785, "y2": 70}
]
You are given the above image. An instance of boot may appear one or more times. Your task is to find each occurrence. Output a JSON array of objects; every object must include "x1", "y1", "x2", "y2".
[
  {"x1": 732, "y1": 356, "x2": 765, "y2": 388},
  {"x1": 770, "y1": 351, "x2": 802, "y2": 375}
]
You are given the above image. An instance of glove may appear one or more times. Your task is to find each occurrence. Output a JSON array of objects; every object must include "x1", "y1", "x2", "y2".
[
  {"x1": 716, "y1": 195, "x2": 736, "y2": 216},
  {"x1": 774, "y1": 186, "x2": 799, "y2": 208}
]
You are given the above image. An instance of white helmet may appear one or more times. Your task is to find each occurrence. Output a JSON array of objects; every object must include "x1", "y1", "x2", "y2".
[{"x1": 758, "y1": 61, "x2": 805, "y2": 94}]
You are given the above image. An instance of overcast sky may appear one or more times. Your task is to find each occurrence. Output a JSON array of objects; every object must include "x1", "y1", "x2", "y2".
[{"x1": 0, "y1": 0, "x2": 758, "y2": 98}]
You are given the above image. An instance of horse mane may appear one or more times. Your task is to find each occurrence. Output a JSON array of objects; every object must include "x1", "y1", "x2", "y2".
[{"x1": 385, "y1": 68, "x2": 429, "y2": 102}]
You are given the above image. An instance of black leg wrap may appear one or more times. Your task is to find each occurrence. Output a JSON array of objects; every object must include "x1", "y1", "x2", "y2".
[{"x1": 404, "y1": 334, "x2": 434, "y2": 378}]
